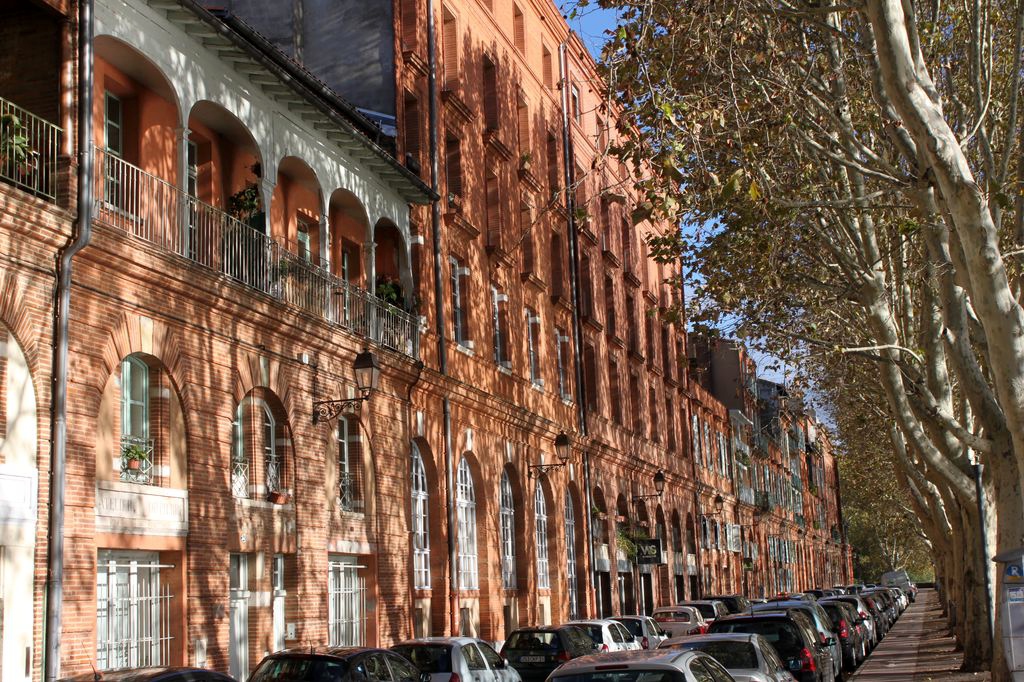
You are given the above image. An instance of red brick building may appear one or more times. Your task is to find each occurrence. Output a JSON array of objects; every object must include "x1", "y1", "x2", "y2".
[{"x1": 0, "y1": 1, "x2": 849, "y2": 680}]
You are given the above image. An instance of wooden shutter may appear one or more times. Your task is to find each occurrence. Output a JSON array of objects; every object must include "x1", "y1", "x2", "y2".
[
  {"x1": 486, "y1": 171, "x2": 502, "y2": 252},
  {"x1": 401, "y1": 0, "x2": 418, "y2": 51},
  {"x1": 442, "y1": 9, "x2": 458, "y2": 90},
  {"x1": 513, "y1": 5, "x2": 525, "y2": 53}
]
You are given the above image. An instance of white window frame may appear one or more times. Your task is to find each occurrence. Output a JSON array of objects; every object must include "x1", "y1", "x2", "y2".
[
  {"x1": 450, "y1": 256, "x2": 470, "y2": 346},
  {"x1": 555, "y1": 329, "x2": 571, "y2": 400},
  {"x1": 535, "y1": 481, "x2": 550, "y2": 589},
  {"x1": 411, "y1": 445, "x2": 431, "y2": 589},
  {"x1": 456, "y1": 458, "x2": 479, "y2": 589},
  {"x1": 328, "y1": 555, "x2": 366, "y2": 646},
  {"x1": 492, "y1": 285, "x2": 510, "y2": 367},
  {"x1": 500, "y1": 471, "x2": 517, "y2": 589},
  {"x1": 262, "y1": 403, "x2": 281, "y2": 494},
  {"x1": 97, "y1": 550, "x2": 171, "y2": 671},
  {"x1": 121, "y1": 356, "x2": 149, "y2": 442},
  {"x1": 231, "y1": 400, "x2": 249, "y2": 498},
  {"x1": 338, "y1": 416, "x2": 363, "y2": 512}
]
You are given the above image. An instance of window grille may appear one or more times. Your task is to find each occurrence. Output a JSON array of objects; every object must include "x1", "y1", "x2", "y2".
[
  {"x1": 565, "y1": 495, "x2": 578, "y2": 619},
  {"x1": 120, "y1": 356, "x2": 153, "y2": 485},
  {"x1": 328, "y1": 557, "x2": 367, "y2": 646},
  {"x1": 535, "y1": 481, "x2": 550, "y2": 589},
  {"x1": 231, "y1": 403, "x2": 249, "y2": 498},
  {"x1": 456, "y1": 458, "x2": 479, "y2": 589},
  {"x1": 339, "y1": 417, "x2": 364, "y2": 512},
  {"x1": 500, "y1": 471, "x2": 517, "y2": 589},
  {"x1": 97, "y1": 553, "x2": 172, "y2": 671},
  {"x1": 263, "y1": 405, "x2": 281, "y2": 494},
  {"x1": 411, "y1": 446, "x2": 431, "y2": 589}
]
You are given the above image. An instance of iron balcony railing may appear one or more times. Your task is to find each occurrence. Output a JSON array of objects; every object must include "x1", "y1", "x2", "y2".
[
  {"x1": 120, "y1": 435, "x2": 155, "y2": 486},
  {"x1": 94, "y1": 147, "x2": 420, "y2": 358},
  {"x1": 0, "y1": 96, "x2": 62, "y2": 201}
]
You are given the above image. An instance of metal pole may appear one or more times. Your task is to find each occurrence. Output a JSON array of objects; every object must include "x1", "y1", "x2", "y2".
[{"x1": 45, "y1": 2, "x2": 93, "y2": 679}]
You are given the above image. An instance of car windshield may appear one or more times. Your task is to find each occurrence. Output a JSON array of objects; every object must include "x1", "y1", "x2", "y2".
[
  {"x1": 553, "y1": 671, "x2": 688, "y2": 682},
  {"x1": 616, "y1": 620, "x2": 644, "y2": 637},
  {"x1": 711, "y1": 621, "x2": 804, "y2": 658},
  {"x1": 692, "y1": 604, "x2": 717, "y2": 619},
  {"x1": 506, "y1": 631, "x2": 561, "y2": 650},
  {"x1": 578, "y1": 625, "x2": 605, "y2": 643},
  {"x1": 670, "y1": 641, "x2": 758, "y2": 669},
  {"x1": 250, "y1": 656, "x2": 348, "y2": 682},
  {"x1": 654, "y1": 611, "x2": 691, "y2": 622},
  {"x1": 392, "y1": 645, "x2": 453, "y2": 673}
]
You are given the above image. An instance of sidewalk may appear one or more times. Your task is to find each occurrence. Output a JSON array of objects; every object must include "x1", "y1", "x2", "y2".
[{"x1": 850, "y1": 588, "x2": 990, "y2": 682}]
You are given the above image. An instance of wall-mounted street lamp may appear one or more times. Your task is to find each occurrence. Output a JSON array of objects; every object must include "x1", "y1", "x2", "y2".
[
  {"x1": 631, "y1": 470, "x2": 667, "y2": 502},
  {"x1": 312, "y1": 349, "x2": 381, "y2": 424},
  {"x1": 528, "y1": 431, "x2": 572, "y2": 478},
  {"x1": 705, "y1": 493, "x2": 726, "y2": 516}
]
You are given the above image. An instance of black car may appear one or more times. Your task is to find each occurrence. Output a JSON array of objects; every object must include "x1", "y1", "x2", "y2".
[
  {"x1": 708, "y1": 610, "x2": 835, "y2": 682},
  {"x1": 60, "y1": 669, "x2": 234, "y2": 682},
  {"x1": 704, "y1": 594, "x2": 752, "y2": 614},
  {"x1": 249, "y1": 647, "x2": 422, "y2": 682},
  {"x1": 818, "y1": 599, "x2": 865, "y2": 670},
  {"x1": 860, "y1": 594, "x2": 889, "y2": 638},
  {"x1": 500, "y1": 625, "x2": 596, "y2": 682}
]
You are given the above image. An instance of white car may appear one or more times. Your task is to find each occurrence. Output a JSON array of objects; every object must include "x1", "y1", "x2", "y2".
[
  {"x1": 652, "y1": 605, "x2": 708, "y2": 638},
  {"x1": 679, "y1": 600, "x2": 731, "y2": 626},
  {"x1": 659, "y1": 633, "x2": 797, "y2": 682},
  {"x1": 613, "y1": 615, "x2": 670, "y2": 650},
  {"x1": 393, "y1": 637, "x2": 523, "y2": 682},
  {"x1": 546, "y1": 648, "x2": 737, "y2": 682},
  {"x1": 567, "y1": 619, "x2": 642, "y2": 652}
]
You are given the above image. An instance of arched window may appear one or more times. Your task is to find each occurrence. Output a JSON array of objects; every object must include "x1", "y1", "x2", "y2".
[
  {"x1": 338, "y1": 416, "x2": 364, "y2": 512},
  {"x1": 231, "y1": 393, "x2": 291, "y2": 501},
  {"x1": 262, "y1": 404, "x2": 279, "y2": 494},
  {"x1": 500, "y1": 471, "x2": 516, "y2": 589},
  {"x1": 456, "y1": 458, "x2": 478, "y2": 589},
  {"x1": 535, "y1": 481, "x2": 550, "y2": 589},
  {"x1": 411, "y1": 444, "x2": 430, "y2": 589},
  {"x1": 120, "y1": 356, "x2": 151, "y2": 484},
  {"x1": 565, "y1": 495, "x2": 578, "y2": 619}
]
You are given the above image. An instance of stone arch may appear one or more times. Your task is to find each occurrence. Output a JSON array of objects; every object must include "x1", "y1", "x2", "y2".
[
  {"x1": 0, "y1": 272, "x2": 42, "y2": 374},
  {"x1": 231, "y1": 386, "x2": 295, "y2": 502},
  {"x1": 373, "y1": 217, "x2": 413, "y2": 309},
  {"x1": 592, "y1": 485, "x2": 610, "y2": 544},
  {"x1": 186, "y1": 99, "x2": 265, "y2": 217},
  {"x1": 499, "y1": 463, "x2": 528, "y2": 591},
  {"x1": 273, "y1": 155, "x2": 324, "y2": 260},
  {"x1": 329, "y1": 188, "x2": 372, "y2": 286},
  {"x1": 232, "y1": 350, "x2": 298, "y2": 426}
]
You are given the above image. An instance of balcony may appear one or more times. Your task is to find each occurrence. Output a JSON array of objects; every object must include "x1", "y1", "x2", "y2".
[
  {"x1": 93, "y1": 148, "x2": 419, "y2": 359},
  {"x1": 738, "y1": 485, "x2": 756, "y2": 506},
  {"x1": 120, "y1": 435, "x2": 155, "y2": 486},
  {"x1": 1, "y1": 96, "x2": 62, "y2": 202},
  {"x1": 755, "y1": 491, "x2": 774, "y2": 514}
]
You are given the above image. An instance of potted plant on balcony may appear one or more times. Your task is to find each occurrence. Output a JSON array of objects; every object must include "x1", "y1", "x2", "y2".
[
  {"x1": 268, "y1": 489, "x2": 290, "y2": 505},
  {"x1": 375, "y1": 274, "x2": 405, "y2": 308},
  {"x1": 122, "y1": 442, "x2": 149, "y2": 471},
  {"x1": 1, "y1": 113, "x2": 33, "y2": 175},
  {"x1": 519, "y1": 151, "x2": 533, "y2": 172}
]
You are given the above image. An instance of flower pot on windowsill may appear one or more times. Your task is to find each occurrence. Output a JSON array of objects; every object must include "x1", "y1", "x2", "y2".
[
  {"x1": 268, "y1": 490, "x2": 290, "y2": 505},
  {"x1": 127, "y1": 458, "x2": 142, "y2": 471}
]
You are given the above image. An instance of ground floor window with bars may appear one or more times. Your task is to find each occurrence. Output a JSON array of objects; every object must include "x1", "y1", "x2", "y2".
[
  {"x1": 97, "y1": 550, "x2": 173, "y2": 671},
  {"x1": 328, "y1": 555, "x2": 367, "y2": 646}
]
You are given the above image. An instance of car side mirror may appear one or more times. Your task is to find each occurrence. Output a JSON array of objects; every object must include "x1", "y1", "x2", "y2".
[{"x1": 501, "y1": 659, "x2": 510, "y2": 669}]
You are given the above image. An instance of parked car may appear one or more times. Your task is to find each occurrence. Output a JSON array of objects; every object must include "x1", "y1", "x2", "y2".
[
  {"x1": 708, "y1": 611, "x2": 836, "y2": 682},
  {"x1": 880, "y1": 571, "x2": 917, "y2": 602},
  {"x1": 652, "y1": 605, "x2": 709, "y2": 637},
  {"x1": 499, "y1": 625, "x2": 596, "y2": 682},
  {"x1": 568, "y1": 619, "x2": 641, "y2": 652},
  {"x1": 821, "y1": 595, "x2": 877, "y2": 649},
  {"x1": 546, "y1": 648, "x2": 738, "y2": 682},
  {"x1": 750, "y1": 602, "x2": 840, "y2": 681},
  {"x1": 704, "y1": 595, "x2": 753, "y2": 615},
  {"x1": 249, "y1": 647, "x2": 422, "y2": 682},
  {"x1": 862, "y1": 589, "x2": 897, "y2": 626},
  {"x1": 766, "y1": 594, "x2": 813, "y2": 603},
  {"x1": 659, "y1": 633, "x2": 798, "y2": 682},
  {"x1": 859, "y1": 594, "x2": 889, "y2": 639},
  {"x1": 61, "y1": 669, "x2": 235, "y2": 682},
  {"x1": 817, "y1": 599, "x2": 866, "y2": 670},
  {"x1": 678, "y1": 600, "x2": 731, "y2": 625},
  {"x1": 393, "y1": 637, "x2": 522, "y2": 682},
  {"x1": 614, "y1": 615, "x2": 670, "y2": 650}
]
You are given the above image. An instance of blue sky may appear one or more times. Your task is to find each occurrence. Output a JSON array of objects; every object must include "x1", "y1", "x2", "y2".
[{"x1": 559, "y1": 2, "x2": 619, "y2": 58}]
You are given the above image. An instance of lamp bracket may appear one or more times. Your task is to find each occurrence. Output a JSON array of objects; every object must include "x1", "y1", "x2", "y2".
[
  {"x1": 527, "y1": 462, "x2": 565, "y2": 478},
  {"x1": 312, "y1": 393, "x2": 369, "y2": 424},
  {"x1": 631, "y1": 493, "x2": 662, "y2": 503}
]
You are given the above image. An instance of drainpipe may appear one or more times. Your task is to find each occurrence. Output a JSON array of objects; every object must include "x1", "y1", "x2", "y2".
[
  {"x1": 424, "y1": 0, "x2": 458, "y2": 636},
  {"x1": 46, "y1": 1, "x2": 94, "y2": 679},
  {"x1": 558, "y1": 40, "x2": 598, "y2": 618}
]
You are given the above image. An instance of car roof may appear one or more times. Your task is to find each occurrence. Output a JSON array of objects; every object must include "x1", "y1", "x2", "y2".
[
  {"x1": 59, "y1": 669, "x2": 235, "y2": 682},
  {"x1": 717, "y1": 610, "x2": 797, "y2": 622},
  {"x1": 568, "y1": 619, "x2": 617, "y2": 626},
  {"x1": 662, "y1": 633, "x2": 758, "y2": 646},
  {"x1": 271, "y1": 646, "x2": 382, "y2": 660},
  {"x1": 613, "y1": 615, "x2": 651, "y2": 621},
  {"x1": 678, "y1": 600, "x2": 724, "y2": 607},
  {"x1": 509, "y1": 625, "x2": 572, "y2": 633},
  {"x1": 395, "y1": 637, "x2": 488, "y2": 647},
  {"x1": 549, "y1": 649, "x2": 703, "y2": 675}
]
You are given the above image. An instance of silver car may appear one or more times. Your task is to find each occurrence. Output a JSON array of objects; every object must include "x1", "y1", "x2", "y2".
[
  {"x1": 546, "y1": 648, "x2": 738, "y2": 682},
  {"x1": 567, "y1": 619, "x2": 642, "y2": 652},
  {"x1": 652, "y1": 605, "x2": 708, "y2": 638},
  {"x1": 659, "y1": 633, "x2": 797, "y2": 682},
  {"x1": 393, "y1": 637, "x2": 523, "y2": 682},
  {"x1": 613, "y1": 615, "x2": 670, "y2": 650}
]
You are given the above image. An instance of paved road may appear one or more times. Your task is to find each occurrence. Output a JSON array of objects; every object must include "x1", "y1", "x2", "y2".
[{"x1": 849, "y1": 588, "x2": 989, "y2": 681}]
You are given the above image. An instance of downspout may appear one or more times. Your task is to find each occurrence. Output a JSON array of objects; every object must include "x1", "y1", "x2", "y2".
[
  {"x1": 558, "y1": 40, "x2": 598, "y2": 618},
  {"x1": 46, "y1": 0, "x2": 94, "y2": 679},
  {"x1": 424, "y1": 0, "x2": 458, "y2": 636}
]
